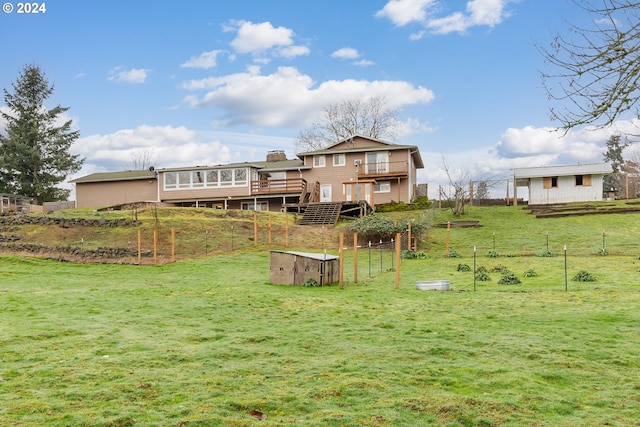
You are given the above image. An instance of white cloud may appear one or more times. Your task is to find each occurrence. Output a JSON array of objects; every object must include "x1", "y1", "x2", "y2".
[
  {"x1": 108, "y1": 67, "x2": 151, "y2": 84},
  {"x1": 181, "y1": 66, "x2": 435, "y2": 127},
  {"x1": 375, "y1": 0, "x2": 436, "y2": 26},
  {"x1": 228, "y1": 20, "x2": 294, "y2": 54},
  {"x1": 332, "y1": 47, "x2": 360, "y2": 59},
  {"x1": 353, "y1": 59, "x2": 375, "y2": 67},
  {"x1": 278, "y1": 45, "x2": 310, "y2": 59},
  {"x1": 181, "y1": 50, "x2": 224, "y2": 69},
  {"x1": 377, "y1": 0, "x2": 515, "y2": 37}
]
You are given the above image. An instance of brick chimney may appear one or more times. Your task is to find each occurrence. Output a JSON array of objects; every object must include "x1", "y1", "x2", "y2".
[{"x1": 266, "y1": 150, "x2": 287, "y2": 162}]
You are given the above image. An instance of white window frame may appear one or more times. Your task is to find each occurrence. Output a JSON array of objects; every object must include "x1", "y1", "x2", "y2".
[
  {"x1": 333, "y1": 153, "x2": 346, "y2": 167},
  {"x1": 374, "y1": 181, "x2": 391, "y2": 193},
  {"x1": 163, "y1": 168, "x2": 249, "y2": 190},
  {"x1": 313, "y1": 155, "x2": 326, "y2": 168}
]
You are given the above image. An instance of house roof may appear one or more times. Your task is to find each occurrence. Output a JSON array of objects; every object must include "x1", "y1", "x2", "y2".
[
  {"x1": 69, "y1": 170, "x2": 157, "y2": 184},
  {"x1": 271, "y1": 250, "x2": 339, "y2": 261},
  {"x1": 158, "y1": 159, "x2": 307, "y2": 173},
  {"x1": 513, "y1": 163, "x2": 613, "y2": 179},
  {"x1": 296, "y1": 134, "x2": 424, "y2": 168}
]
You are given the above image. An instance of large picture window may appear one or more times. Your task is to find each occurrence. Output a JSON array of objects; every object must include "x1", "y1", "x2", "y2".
[{"x1": 163, "y1": 168, "x2": 249, "y2": 190}]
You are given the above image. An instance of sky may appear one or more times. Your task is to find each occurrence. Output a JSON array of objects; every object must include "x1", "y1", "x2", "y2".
[{"x1": 2, "y1": 0, "x2": 639, "y2": 200}]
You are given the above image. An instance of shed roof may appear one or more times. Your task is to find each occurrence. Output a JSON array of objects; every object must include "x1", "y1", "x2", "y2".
[
  {"x1": 513, "y1": 163, "x2": 613, "y2": 179},
  {"x1": 270, "y1": 250, "x2": 339, "y2": 261}
]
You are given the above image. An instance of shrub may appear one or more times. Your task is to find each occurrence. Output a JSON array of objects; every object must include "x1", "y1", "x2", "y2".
[
  {"x1": 346, "y1": 214, "x2": 427, "y2": 240},
  {"x1": 537, "y1": 251, "x2": 556, "y2": 257},
  {"x1": 475, "y1": 271, "x2": 491, "y2": 281},
  {"x1": 486, "y1": 250, "x2": 499, "y2": 258},
  {"x1": 302, "y1": 279, "x2": 321, "y2": 287},
  {"x1": 491, "y1": 265, "x2": 510, "y2": 274},
  {"x1": 402, "y1": 250, "x2": 427, "y2": 260},
  {"x1": 445, "y1": 249, "x2": 460, "y2": 258},
  {"x1": 457, "y1": 263, "x2": 471, "y2": 272},
  {"x1": 572, "y1": 271, "x2": 596, "y2": 282},
  {"x1": 498, "y1": 272, "x2": 521, "y2": 285},
  {"x1": 476, "y1": 266, "x2": 488, "y2": 274},
  {"x1": 524, "y1": 269, "x2": 538, "y2": 277}
]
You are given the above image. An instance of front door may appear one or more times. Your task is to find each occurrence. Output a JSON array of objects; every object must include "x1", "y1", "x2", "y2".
[{"x1": 320, "y1": 184, "x2": 332, "y2": 202}]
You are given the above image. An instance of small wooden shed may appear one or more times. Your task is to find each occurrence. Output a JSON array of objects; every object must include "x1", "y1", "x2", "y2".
[{"x1": 269, "y1": 250, "x2": 339, "y2": 286}]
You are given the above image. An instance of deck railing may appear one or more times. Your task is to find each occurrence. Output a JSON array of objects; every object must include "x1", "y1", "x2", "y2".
[
  {"x1": 251, "y1": 178, "x2": 307, "y2": 195},
  {"x1": 359, "y1": 160, "x2": 409, "y2": 177}
]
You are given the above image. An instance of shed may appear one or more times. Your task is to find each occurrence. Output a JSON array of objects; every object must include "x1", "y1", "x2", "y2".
[
  {"x1": 513, "y1": 163, "x2": 613, "y2": 205},
  {"x1": 1, "y1": 193, "x2": 33, "y2": 214},
  {"x1": 269, "y1": 250, "x2": 339, "y2": 286}
]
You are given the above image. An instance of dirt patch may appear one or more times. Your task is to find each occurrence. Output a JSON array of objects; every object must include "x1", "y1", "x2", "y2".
[{"x1": 435, "y1": 221, "x2": 481, "y2": 228}]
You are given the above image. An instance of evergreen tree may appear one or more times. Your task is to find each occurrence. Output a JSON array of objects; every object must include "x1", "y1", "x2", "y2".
[
  {"x1": 0, "y1": 65, "x2": 84, "y2": 203},
  {"x1": 475, "y1": 181, "x2": 489, "y2": 201},
  {"x1": 602, "y1": 133, "x2": 629, "y2": 193}
]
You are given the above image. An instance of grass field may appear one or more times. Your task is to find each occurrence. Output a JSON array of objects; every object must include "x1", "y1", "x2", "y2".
[{"x1": 1, "y1": 204, "x2": 640, "y2": 426}]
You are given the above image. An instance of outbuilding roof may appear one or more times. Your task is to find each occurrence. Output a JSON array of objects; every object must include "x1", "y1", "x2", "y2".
[
  {"x1": 513, "y1": 163, "x2": 613, "y2": 180},
  {"x1": 270, "y1": 250, "x2": 339, "y2": 261}
]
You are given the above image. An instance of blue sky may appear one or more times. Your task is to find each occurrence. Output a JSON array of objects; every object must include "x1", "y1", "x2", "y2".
[{"x1": 2, "y1": 0, "x2": 638, "y2": 199}]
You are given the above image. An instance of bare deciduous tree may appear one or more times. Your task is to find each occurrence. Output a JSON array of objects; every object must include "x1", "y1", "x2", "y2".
[
  {"x1": 440, "y1": 157, "x2": 469, "y2": 217},
  {"x1": 295, "y1": 96, "x2": 399, "y2": 152},
  {"x1": 539, "y1": 0, "x2": 640, "y2": 132},
  {"x1": 128, "y1": 147, "x2": 157, "y2": 170}
]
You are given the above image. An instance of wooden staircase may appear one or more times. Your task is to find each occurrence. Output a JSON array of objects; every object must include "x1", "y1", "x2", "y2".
[{"x1": 299, "y1": 202, "x2": 343, "y2": 225}]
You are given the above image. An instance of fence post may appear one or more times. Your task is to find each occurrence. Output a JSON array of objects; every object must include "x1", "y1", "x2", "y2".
[
  {"x1": 171, "y1": 228, "x2": 175, "y2": 263},
  {"x1": 353, "y1": 232, "x2": 358, "y2": 284},
  {"x1": 395, "y1": 232, "x2": 401, "y2": 289},
  {"x1": 254, "y1": 212, "x2": 258, "y2": 247},
  {"x1": 339, "y1": 232, "x2": 344, "y2": 289},
  {"x1": 153, "y1": 229, "x2": 158, "y2": 265},
  {"x1": 445, "y1": 221, "x2": 451, "y2": 254},
  {"x1": 137, "y1": 229, "x2": 141, "y2": 265},
  {"x1": 268, "y1": 214, "x2": 272, "y2": 245}
]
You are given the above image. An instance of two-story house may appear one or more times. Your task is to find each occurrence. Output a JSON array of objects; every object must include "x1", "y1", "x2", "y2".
[{"x1": 71, "y1": 135, "x2": 424, "y2": 215}]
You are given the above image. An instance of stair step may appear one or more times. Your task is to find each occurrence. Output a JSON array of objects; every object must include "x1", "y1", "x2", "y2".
[{"x1": 299, "y1": 202, "x2": 342, "y2": 225}]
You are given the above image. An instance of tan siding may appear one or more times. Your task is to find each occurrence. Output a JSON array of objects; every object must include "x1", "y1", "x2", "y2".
[
  {"x1": 301, "y1": 150, "x2": 413, "y2": 204},
  {"x1": 75, "y1": 180, "x2": 158, "y2": 208}
]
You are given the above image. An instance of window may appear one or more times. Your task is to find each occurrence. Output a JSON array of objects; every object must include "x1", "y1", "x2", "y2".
[
  {"x1": 313, "y1": 155, "x2": 326, "y2": 167},
  {"x1": 543, "y1": 176, "x2": 558, "y2": 189},
  {"x1": 374, "y1": 181, "x2": 391, "y2": 193},
  {"x1": 178, "y1": 172, "x2": 191, "y2": 189},
  {"x1": 164, "y1": 172, "x2": 177, "y2": 189},
  {"x1": 268, "y1": 171, "x2": 286, "y2": 187},
  {"x1": 241, "y1": 201, "x2": 269, "y2": 211},
  {"x1": 333, "y1": 153, "x2": 345, "y2": 166},
  {"x1": 163, "y1": 167, "x2": 249, "y2": 190},
  {"x1": 235, "y1": 168, "x2": 247, "y2": 185},
  {"x1": 366, "y1": 152, "x2": 389, "y2": 174},
  {"x1": 206, "y1": 170, "x2": 218, "y2": 187},
  {"x1": 220, "y1": 169, "x2": 233, "y2": 186},
  {"x1": 193, "y1": 171, "x2": 205, "y2": 188},
  {"x1": 575, "y1": 174, "x2": 592, "y2": 186}
]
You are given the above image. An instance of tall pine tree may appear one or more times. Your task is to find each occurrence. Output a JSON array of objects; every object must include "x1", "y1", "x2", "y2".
[{"x1": 0, "y1": 65, "x2": 84, "y2": 203}]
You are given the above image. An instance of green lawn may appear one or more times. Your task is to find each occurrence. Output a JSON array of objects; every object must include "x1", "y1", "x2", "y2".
[{"x1": 2, "y1": 236, "x2": 640, "y2": 426}]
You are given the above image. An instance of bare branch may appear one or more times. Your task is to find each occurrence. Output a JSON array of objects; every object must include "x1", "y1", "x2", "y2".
[
  {"x1": 295, "y1": 96, "x2": 399, "y2": 152},
  {"x1": 539, "y1": 0, "x2": 640, "y2": 132}
]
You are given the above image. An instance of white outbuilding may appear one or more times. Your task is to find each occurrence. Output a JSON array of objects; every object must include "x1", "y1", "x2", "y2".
[{"x1": 513, "y1": 163, "x2": 613, "y2": 205}]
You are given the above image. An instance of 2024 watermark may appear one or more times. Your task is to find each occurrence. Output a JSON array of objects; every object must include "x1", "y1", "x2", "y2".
[{"x1": 3, "y1": 2, "x2": 47, "y2": 13}]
